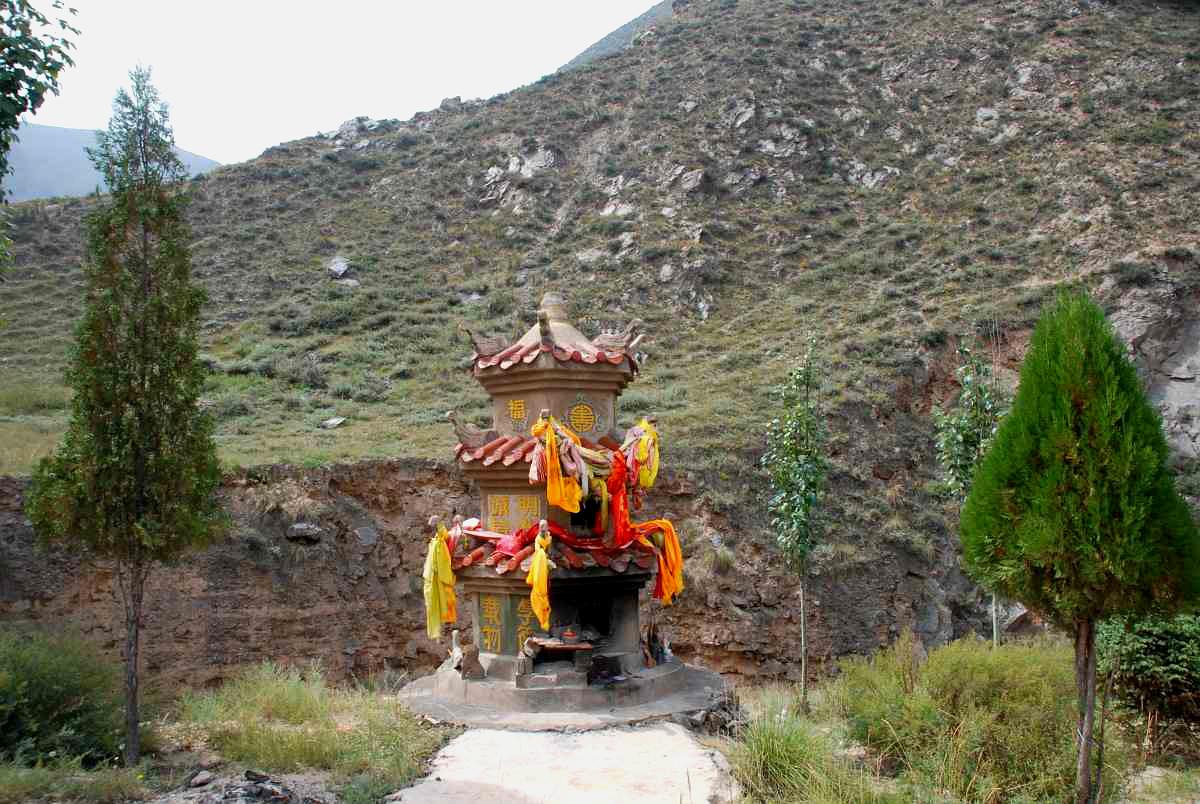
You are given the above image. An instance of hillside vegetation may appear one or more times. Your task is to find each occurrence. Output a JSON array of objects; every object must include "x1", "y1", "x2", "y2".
[{"x1": 3, "y1": 0, "x2": 1197, "y2": 555}]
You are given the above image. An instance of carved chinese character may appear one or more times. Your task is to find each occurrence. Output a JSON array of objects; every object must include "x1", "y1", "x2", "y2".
[
  {"x1": 516, "y1": 598, "x2": 536, "y2": 642},
  {"x1": 489, "y1": 495, "x2": 513, "y2": 534},
  {"x1": 516, "y1": 495, "x2": 541, "y2": 529},
  {"x1": 480, "y1": 626, "x2": 501, "y2": 652},
  {"x1": 480, "y1": 595, "x2": 502, "y2": 625},
  {"x1": 517, "y1": 598, "x2": 534, "y2": 625}
]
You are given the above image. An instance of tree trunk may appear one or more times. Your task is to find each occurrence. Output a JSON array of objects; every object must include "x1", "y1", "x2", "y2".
[
  {"x1": 991, "y1": 594, "x2": 999, "y2": 649},
  {"x1": 799, "y1": 578, "x2": 809, "y2": 714},
  {"x1": 122, "y1": 562, "x2": 146, "y2": 766},
  {"x1": 1074, "y1": 618, "x2": 1097, "y2": 804}
]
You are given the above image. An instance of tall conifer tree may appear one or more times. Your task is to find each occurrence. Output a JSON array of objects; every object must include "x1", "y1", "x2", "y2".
[
  {"x1": 26, "y1": 67, "x2": 222, "y2": 766},
  {"x1": 960, "y1": 291, "x2": 1200, "y2": 804}
]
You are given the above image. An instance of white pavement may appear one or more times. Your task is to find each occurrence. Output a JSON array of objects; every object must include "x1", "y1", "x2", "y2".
[{"x1": 392, "y1": 723, "x2": 739, "y2": 804}]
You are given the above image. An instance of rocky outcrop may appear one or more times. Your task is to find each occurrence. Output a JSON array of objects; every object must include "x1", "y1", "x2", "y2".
[
  {"x1": 0, "y1": 464, "x2": 472, "y2": 689},
  {"x1": 1107, "y1": 278, "x2": 1200, "y2": 465},
  {"x1": 0, "y1": 452, "x2": 988, "y2": 689}
]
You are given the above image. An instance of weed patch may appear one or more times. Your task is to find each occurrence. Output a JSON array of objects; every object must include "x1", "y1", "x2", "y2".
[
  {"x1": 825, "y1": 633, "x2": 1126, "y2": 801},
  {"x1": 178, "y1": 662, "x2": 454, "y2": 796},
  {"x1": 0, "y1": 761, "x2": 147, "y2": 804},
  {"x1": 730, "y1": 687, "x2": 902, "y2": 802}
]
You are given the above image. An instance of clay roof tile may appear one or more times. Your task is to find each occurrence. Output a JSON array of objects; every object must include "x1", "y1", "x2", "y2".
[
  {"x1": 471, "y1": 293, "x2": 636, "y2": 376},
  {"x1": 456, "y1": 435, "x2": 540, "y2": 467}
]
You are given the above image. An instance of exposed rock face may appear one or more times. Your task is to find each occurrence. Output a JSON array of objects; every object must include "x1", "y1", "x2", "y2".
[
  {"x1": 1107, "y1": 279, "x2": 1200, "y2": 464},
  {"x1": 0, "y1": 455, "x2": 988, "y2": 688},
  {"x1": 0, "y1": 464, "x2": 473, "y2": 688}
]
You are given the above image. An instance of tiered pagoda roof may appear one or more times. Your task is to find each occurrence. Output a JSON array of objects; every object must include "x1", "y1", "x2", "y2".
[
  {"x1": 452, "y1": 292, "x2": 641, "y2": 469},
  {"x1": 467, "y1": 292, "x2": 641, "y2": 376}
]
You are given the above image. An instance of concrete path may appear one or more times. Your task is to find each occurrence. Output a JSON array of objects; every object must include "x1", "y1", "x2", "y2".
[{"x1": 392, "y1": 723, "x2": 739, "y2": 804}]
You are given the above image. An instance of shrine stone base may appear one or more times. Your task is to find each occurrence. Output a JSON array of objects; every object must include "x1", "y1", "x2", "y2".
[
  {"x1": 397, "y1": 659, "x2": 726, "y2": 731},
  {"x1": 399, "y1": 564, "x2": 726, "y2": 729}
]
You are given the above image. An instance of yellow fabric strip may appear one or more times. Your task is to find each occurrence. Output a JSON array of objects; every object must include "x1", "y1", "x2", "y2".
[
  {"x1": 422, "y1": 523, "x2": 457, "y2": 639},
  {"x1": 636, "y1": 519, "x2": 684, "y2": 606},
  {"x1": 526, "y1": 531, "x2": 553, "y2": 630},
  {"x1": 635, "y1": 418, "x2": 660, "y2": 489},
  {"x1": 532, "y1": 416, "x2": 582, "y2": 513}
]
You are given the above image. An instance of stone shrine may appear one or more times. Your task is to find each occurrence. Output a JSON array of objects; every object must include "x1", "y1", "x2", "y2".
[{"x1": 401, "y1": 292, "x2": 722, "y2": 724}]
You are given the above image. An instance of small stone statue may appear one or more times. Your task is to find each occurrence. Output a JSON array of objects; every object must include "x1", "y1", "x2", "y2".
[
  {"x1": 446, "y1": 629, "x2": 463, "y2": 670},
  {"x1": 458, "y1": 643, "x2": 485, "y2": 680},
  {"x1": 449, "y1": 628, "x2": 484, "y2": 679}
]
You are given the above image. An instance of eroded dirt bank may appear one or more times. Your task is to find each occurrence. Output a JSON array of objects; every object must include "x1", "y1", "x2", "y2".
[{"x1": 0, "y1": 454, "x2": 987, "y2": 689}]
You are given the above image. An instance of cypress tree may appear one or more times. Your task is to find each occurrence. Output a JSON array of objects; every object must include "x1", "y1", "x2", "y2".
[
  {"x1": 960, "y1": 291, "x2": 1200, "y2": 804},
  {"x1": 26, "y1": 67, "x2": 222, "y2": 766}
]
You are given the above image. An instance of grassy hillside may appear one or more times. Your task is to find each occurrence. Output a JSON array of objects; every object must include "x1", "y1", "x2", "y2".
[{"x1": 2, "y1": 0, "x2": 1197, "y2": 546}]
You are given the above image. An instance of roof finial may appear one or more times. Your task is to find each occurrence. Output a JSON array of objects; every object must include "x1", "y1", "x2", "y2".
[{"x1": 539, "y1": 291, "x2": 568, "y2": 323}]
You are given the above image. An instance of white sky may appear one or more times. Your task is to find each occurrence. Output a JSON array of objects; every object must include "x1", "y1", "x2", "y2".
[{"x1": 28, "y1": 1, "x2": 657, "y2": 165}]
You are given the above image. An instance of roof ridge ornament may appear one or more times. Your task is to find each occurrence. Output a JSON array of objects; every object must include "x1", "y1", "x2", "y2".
[
  {"x1": 459, "y1": 323, "x2": 509, "y2": 357},
  {"x1": 592, "y1": 317, "x2": 645, "y2": 352},
  {"x1": 538, "y1": 291, "x2": 569, "y2": 323},
  {"x1": 468, "y1": 289, "x2": 639, "y2": 375}
]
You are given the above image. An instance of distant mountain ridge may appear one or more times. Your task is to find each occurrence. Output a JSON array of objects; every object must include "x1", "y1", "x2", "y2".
[
  {"x1": 560, "y1": 1, "x2": 674, "y2": 72},
  {"x1": 2, "y1": 121, "x2": 219, "y2": 202}
]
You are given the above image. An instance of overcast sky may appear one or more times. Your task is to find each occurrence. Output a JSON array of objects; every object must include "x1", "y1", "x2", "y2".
[{"x1": 27, "y1": 1, "x2": 657, "y2": 165}]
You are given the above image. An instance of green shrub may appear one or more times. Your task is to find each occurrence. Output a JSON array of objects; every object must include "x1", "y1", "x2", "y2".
[
  {"x1": 213, "y1": 394, "x2": 253, "y2": 419},
  {"x1": 1115, "y1": 117, "x2": 1176, "y2": 146},
  {"x1": 827, "y1": 633, "x2": 1113, "y2": 801},
  {"x1": 351, "y1": 376, "x2": 390, "y2": 403},
  {"x1": 620, "y1": 390, "x2": 653, "y2": 413},
  {"x1": 279, "y1": 356, "x2": 328, "y2": 389},
  {"x1": 1098, "y1": 615, "x2": 1200, "y2": 728},
  {"x1": 1112, "y1": 260, "x2": 1157, "y2": 287},
  {"x1": 309, "y1": 299, "x2": 358, "y2": 332},
  {"x1": 0, "y1": 631, "x2": 122, "y2": 766},
  {"x1": 730, "y1": 688, "x2": 899, "y2": 803}
]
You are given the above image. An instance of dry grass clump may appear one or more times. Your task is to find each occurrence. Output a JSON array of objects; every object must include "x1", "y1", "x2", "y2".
[
  {"x1": 730, "y1": 685, "x2": 903, "y2": 803},
  {"x1": 823, "y1": 632, "x2": 1128, "y2": 802},
  {"x1": 730, "y1": 636, "x2": 1155, "y2": 802},
  {"x1": 178, "y1": 662, "x2": 453, "y2": 798},
  {"x1": 0, "y1": 761, "x2": 147, "y2": 804}
]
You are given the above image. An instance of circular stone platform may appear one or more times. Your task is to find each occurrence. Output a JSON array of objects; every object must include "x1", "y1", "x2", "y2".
[
  {"x1": 397, "y1": 722, "x2": 739, "y2": 804},
  {"x1": 397, "y1": 660, "x2": 726, "y2": 731}
]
